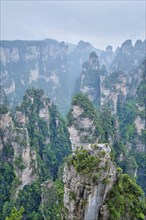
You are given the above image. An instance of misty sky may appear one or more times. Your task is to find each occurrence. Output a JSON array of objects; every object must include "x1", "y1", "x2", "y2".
[{"x1": 1, "y1": 0, "x2": 146, "y2": 50}]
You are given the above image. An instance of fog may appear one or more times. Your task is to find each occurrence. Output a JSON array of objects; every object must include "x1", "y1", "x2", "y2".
[{"x1": 1, "y1": 0, "x2": 145, "y2": 50}]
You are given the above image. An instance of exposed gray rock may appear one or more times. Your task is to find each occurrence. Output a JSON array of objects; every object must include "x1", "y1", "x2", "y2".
[
  {"x1": 0, "y1": 110, "x2": 38, "y2": 196},
  {"x1": 63, "y1": 144, "x2": 117, "y2": 220}
]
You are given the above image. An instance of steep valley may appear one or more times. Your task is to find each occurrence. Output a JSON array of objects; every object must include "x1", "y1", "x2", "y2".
[{"x1": 0, "y1": 38, "x2": 146, "y2": 219}]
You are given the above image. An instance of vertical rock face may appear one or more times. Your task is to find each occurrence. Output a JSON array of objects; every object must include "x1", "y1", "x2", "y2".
[
  {"x1": 67, "y1": 93, "x2": 103, "y2": 151},
  {"x1": 64, "y1": 94, "x2": 117, "y2": 220},
  {"x1": 100, "y1": 71, "x2": 127, "y2": 114},
  {"x1": 0, "y1": 88, "x2": 71, "y2": 219},
  {"x1": 0, "y1": 39, "x2": 102, "y2": 115},
  {"x1": 68, "y1": 104, "x2": 97, "y2": 150},
  {"x1": 99, "y1": 39, "x2": 146, "y2": 114},
  {"x1": 100, "y1": 45, "x2": 115, "y2": 70},
  {"x1": 0, "y1": 38, "x2": 145, "y2": 116},
  {"x1": 63, "y1": 144, "x2": 117, "y2": 220},
  {"x1": 110, "y1": 39, "x2": 145, "y2": 72},
  {"x1": 63, "y1": 93, "x2": 145, "y2": 220},
  {"x1": 0, "y1": 39, "x2": 70, "y2": 115},
  {"x1": 79, "y1": 52, "x2": 100, "y2": 105},
  {"x1": 0, "y1": 110, "x2": 14, "y2": 149},
  {"x1": 15, "y1": 88, "x2": 71, "y2": 178},
  {"x1": 0, "y1": 86, "x2": 8, "y2": 105},
  {"x1": 110, "y1": 39, "x2": 145, "y2": 94},
  {"x1": 77, "y1": 40, "x2": 145, "y2": 115},
  {"x1": 0, "y1": 109, "x2": 37, "y2": 196},
  {"x1": 12, "y1": 128, "x2": 37, "y2": 193}
]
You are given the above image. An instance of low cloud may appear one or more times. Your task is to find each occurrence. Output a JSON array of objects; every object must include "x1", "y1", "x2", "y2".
[{"x1": 1, "y1": 1, "x2": 145, "y2": 49}]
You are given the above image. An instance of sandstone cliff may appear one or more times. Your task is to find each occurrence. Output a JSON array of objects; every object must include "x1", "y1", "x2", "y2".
[{"x1": 63, "y1": 144, "x2": 117, "y2": 220}]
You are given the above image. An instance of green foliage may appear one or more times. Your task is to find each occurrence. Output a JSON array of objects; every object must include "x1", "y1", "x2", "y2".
[
  {"x1": 2, "y1": 145, "x2": 14, "y2": 159},
  {"x1": 100, "y1": 106, "x2": 116, "y2": 142},
  {"x1": 48, "y1": 104, "x2": 71, "y2": 178},
  {"x1": 67, "y1": 93, "x2": 104, "y2": 142},
  {"x1": 35, "y1": 179, "x2": 63, "y2": 220},
  {"x1": 70, "y1": 93, "x2": 99, "y2": 120},
  {"x1": 2, "y1": 202, "x2": 11, "y2": 219},
  {"x1": 5, "y1": 207, "x2": 24, "y2": 220},
  {"x1": 116, "y1": 167, "x2": 122, "y2": 173},
  {"x1": 14, "y1": 156, "x2": 25, "y2": 170},
  {"x1": 113, "y1": 141, "x2": 127, "y2": 161},
  {"x1": 68, "y1": 95, "x2": 119, "y2": 144},
  {"x1": 104, "y1": 71, "x2": 123, "y2": 90},
  {"x1": 0, "y1": 160, "x2": 15, "y2": 219},
  {"x1": 80, "y1": 61, "x2": 100, "y2": 105},
  {"x1": 17, "y1": 88, "x2": 45, "y2": 115},
  {"x1": 102, "y1": 177, "x2": 110, "y2": 184},
  {"x1": 69, "y1": 191, "x2": 76, "y2": 200},
  {"x1": 93, "y1": 173, "x2": 100, "y2": 183},
  {"x1": 117, "y1": 97, "x2": 138, "y2": 143},
  {"x1": 137, "y1": 80, "x2": 146, "y2": 107},
  {"x1": 140, "y1": 129, "x2": 146, "y2": 145},
  {"x1": 71, "y1": 149, "x2": 100, "y2": 174},
  {"x1": 15, "y1": 180, "x2": 42, "y2": 220},
  {"x1": 17, "y1": 88, "x2": 71, "y2": 180},
  {"x1": 107, "y1": 174, "x2": 145, "y2": 220},
  {"x1": 2, "y1": 88, "x2": 71, "y2": 219},
  {"x1": 117, "y1": 90, "x2": 146, "y2": 193},
  {"x1": 40, "y1": 180, "x2": 64, "y2": 220},
  {"x1": 0, "y1": 105, "x2": 9, "y2": 114},
  {"x1": 54, "y1": 180, "x2": 64, "y2": 215},
  {"x1": 124, "y1": 156, "x2": 138, "y2": 179},
  {"x1": 129, "y1": 151, "x2": 146, "y2": 193}
]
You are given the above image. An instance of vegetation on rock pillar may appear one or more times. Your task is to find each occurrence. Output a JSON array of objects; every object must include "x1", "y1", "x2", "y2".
[
  {"x1": 106, "y1": 174, "x2": 145, "y2": 220},
  {"x1": 5, "y1": 207, "x2": 24, "y2": 220}
]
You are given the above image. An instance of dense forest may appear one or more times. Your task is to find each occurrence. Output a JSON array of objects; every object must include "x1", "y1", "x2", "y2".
[{"x1": 0, "y1": 38, "x2": 146, "y2": 219}]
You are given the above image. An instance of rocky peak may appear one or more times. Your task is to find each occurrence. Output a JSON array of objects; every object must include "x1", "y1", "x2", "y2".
[
  {"x1": 110, "y1": 39, "x2": 145, "y2": 72},
  {"x1": 134, "y1": 39, "x2": 144, "y2": 50},
  {"x1": 68, "y1": 94, "x2": 103, "y2": 151},
  {"x1": 59, "y1": 41, "x2": 69, "y2": 57},
  {"x1": 0, "y1": 105, "x2": 37, "y2": 196},
  {"x1": 0, "y1": 39, "x2": 71, "y2": 115},
  {"x1": 0, "y1": 109, "x2": 13, "y2": 131},
  {"x1": 77, "y1": 40, "x2": 91, "y2": 52},
  {"x1": 0, "y1": 88, "x2": 71, "y2": 219},
  {"x1": 16, "y1": 88, "x2": 50, "y2": 117},
  {"x1": 100, "y1": 70, "x2": 127, "y2": 114},
  {"x1": 63, "y1": 144, "x2": 117, "y2": 220},
  {"x1": 120, "y1": 40, "x2": 133, "y2": 56},
  {"x1": 64, "y1": 92, "x2": 145, "y2": 219},
  {"x1": 0, "y1": 86, "x2": 8, "y2": 106},
  {"x1": 100, "y1": 45, "x2": 115, "y2": 70},
  {"x1": 106, "y1": 45, "x2": 113, "y2": 53},
  {"x1": 121, "y1": 39, "x2": 133, "y2": 48},
  {"x1": 89, "y1": 52, "x2": 99, "y2": 70},
  {"x1": 79, "y1": 52, "x2": 100, "y2": 105},
  {"x1": 0, "y1": 107, "x2": 14, "y2": 151}
]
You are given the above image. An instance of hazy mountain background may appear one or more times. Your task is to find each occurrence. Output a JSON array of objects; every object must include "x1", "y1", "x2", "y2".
[{"x1": 0, "y1": 1, "x2": 146, "y2": 219}]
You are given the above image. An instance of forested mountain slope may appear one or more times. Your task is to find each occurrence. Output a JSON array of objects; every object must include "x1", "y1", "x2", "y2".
[
  {"x1": 0, "y1": 88, "x2": 71, "y2": 219},
  {"x1": 0, "y1": 38, "x2": 146, "y2": 219}
]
